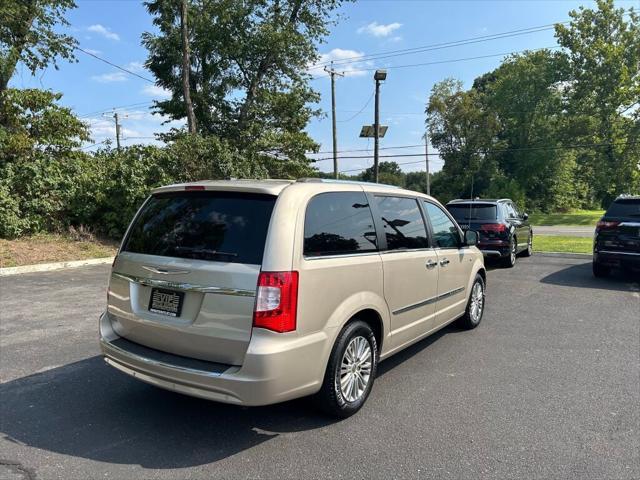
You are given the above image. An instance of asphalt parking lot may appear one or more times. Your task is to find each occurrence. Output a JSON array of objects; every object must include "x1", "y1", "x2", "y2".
[{"x1": 1, "y1": 255, "x2": 639, "y2": 480}]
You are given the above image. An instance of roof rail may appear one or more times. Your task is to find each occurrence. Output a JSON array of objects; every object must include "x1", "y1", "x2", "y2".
[{"x1": 296, "y1": 178, "x2": 400, "y2": 188}]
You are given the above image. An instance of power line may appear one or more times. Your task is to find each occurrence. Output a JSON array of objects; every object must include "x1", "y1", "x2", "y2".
[
  {"x1": 79, "y1": 101, "x2": 155, "y2": 118},
  {"x1": 312, "y1": 141, "x2": 640, "y2": 163},
  {"x1": 75, "y1": 47, "x2": 155, "y2": 83},
  {"x1": 337, "y1": 91, "x2": 374, "y2": 123},
  {"x1": 309, "y1": 21, "x2": 568, "y2": 70}
]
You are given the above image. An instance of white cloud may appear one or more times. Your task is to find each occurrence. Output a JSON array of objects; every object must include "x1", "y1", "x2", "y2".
[
  {"x1": 126, "y1": 61, "x2": 145, "y2": 72},
  {"x1": 141, "y1": 84, "x2": 172, "y2": 99},
  {"x1": 87, "y1": 24, "x2": 120, "y2": 41},
  {"x1": 357, "y1": 21, "x2": 402, "y2": 38},
  {"x1": 310, "y1": 48, "x2": 373, "y2": 77},
  {"x1": 91, "y1": 72, "x2": 128, "y2": 83}
]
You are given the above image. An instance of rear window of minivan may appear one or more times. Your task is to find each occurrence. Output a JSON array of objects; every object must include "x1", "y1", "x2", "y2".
[{"x1": 122, "y1": 191, "x2": 276, "y2": 264}]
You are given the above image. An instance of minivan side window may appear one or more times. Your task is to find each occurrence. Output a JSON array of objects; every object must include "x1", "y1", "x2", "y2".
[
  {"x1": 423, "y1": 202, "x2": 461, "y2": 249},
  {"x1": 304, "y1": 192, "x2": 378, "y2": 257},
  {"x1": 374, "y1": 196, "x2": 429, "y2": 250}
]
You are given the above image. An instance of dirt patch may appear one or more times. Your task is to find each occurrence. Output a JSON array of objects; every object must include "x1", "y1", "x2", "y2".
[{"x1": 0, "y1": 234, "x2": 118, "y2": 268}]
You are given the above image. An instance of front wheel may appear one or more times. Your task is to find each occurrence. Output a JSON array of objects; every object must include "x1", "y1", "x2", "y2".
[
  {"x1": 315, "y1": 320, "x2": 378, "y2": 418},
  {"x1": 458, "y1": 274, "x2": 486, "y2": 330}
]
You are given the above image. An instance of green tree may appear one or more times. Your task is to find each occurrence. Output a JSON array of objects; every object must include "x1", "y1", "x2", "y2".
[
  {"x1": 359, "y1": 161, "x2": 405, "y2": 186},
  {"x1": 0, "y1": 0, "x2": 77, "y2": 93},
  {"x1": 555, "y1": 0, "x2": 640, "y2": 203},
  {"x1": 427, "y1": 78, "x2": 500, "y2": 201},
  {"x1": 0, "y1": 88, "x2": 90, "y2": 237},
  {"x1": 142, "y1": 0, "x2": 345, "y2": 166}
]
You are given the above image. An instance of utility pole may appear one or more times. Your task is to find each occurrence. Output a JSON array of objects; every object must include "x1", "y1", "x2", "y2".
[
  {"x1": 114, "y1": 112, "x2": 121, "y2": 151},
  {"x1": 324, "y1": 62, "x2": 344, "y2": 179},
  {"x1": 180, "y1": 0, "x2": 197, "y2": 134},
  {"x1": 424, "y1": 132, "x2": 430, "y2": 195},
  {"x1": 373, "y1": 70, "x2": 387, "y2": 183}
]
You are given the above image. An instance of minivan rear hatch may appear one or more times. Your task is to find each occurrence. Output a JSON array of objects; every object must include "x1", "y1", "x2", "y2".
[{"x1": 107, "y1": 190, "x2": 277, "y2": 365}]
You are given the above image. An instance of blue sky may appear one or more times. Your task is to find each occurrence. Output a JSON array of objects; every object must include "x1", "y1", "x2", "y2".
[{"x1": 10, "y1": 0, "x2": 637, "y2": 175}]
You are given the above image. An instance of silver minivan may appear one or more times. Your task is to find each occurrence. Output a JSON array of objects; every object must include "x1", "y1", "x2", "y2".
[{"x1": 100, "y1": 179, "x2": 486, "y2": 417}]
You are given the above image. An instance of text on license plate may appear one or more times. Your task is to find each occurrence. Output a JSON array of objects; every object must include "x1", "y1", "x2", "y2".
[{"x1": 149, "y1": 288, "x2": 184, "y2": 317}]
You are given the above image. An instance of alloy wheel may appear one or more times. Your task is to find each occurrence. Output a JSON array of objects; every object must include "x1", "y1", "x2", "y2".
[
  {"x1": 338, "y1": 336, "x2": 373, "y2": 403},
  {"x1": 469, "y1": 281, "x2": 484, "y2": 324}
]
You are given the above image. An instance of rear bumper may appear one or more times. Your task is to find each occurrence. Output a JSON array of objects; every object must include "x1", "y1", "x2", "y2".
[
  {"x1": 100, "y1": 312, "x2": 331, "y2": 406},
  {"x1": 594, "y1": 250, "x2": 640, "y2": 269},
  {"x1": 478, "y1": 240, "x2": 510, "y2": 258}
]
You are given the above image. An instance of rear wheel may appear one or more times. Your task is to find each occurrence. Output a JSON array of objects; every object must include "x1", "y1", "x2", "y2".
[
  {"x1": 501, "y1": 237, "x2": 517, "y2": 268},
  {"x1": 521, "y1": 232, "x2": 533, "y2": 257},
  {"x1": 458, "y1": 274, "x2": 485, "y2": 330},
  {"x1": 592, "y1": 261, "x2": 610, "y2": 278},
  {"x1": 315, "y1": 320, "x2": 378, "y2": 418}
]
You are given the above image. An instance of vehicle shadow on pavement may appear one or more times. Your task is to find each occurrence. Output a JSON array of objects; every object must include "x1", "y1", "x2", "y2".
[
  {"x1": 540, "y1": 262, "x2": 639, "y2": 292},
  {"x1": 0, "y1": 357, "x2": 337, "y2": 469}
]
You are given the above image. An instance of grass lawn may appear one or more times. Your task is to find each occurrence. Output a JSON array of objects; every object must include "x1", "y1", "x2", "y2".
[
  {"x1": 0, "y1": 234, "x2": 118, "y2": 268},
  {"x1": 529, "y1": 209, "x2": 604, "y2": 226},
  {"x1": 533, "y1": 235, "x2": 592, "y2": 255}
]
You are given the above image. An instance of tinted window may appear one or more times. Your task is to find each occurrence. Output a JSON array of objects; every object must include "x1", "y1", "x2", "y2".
[
  {"x1": 447, "y1": 204, "x2": 497, "y2": 221},
  {"x1": 606, "y1": 199, "x2": 640, "y2": 217},
  {"x1": 123, "y1": 191, "x2": 276, "y2": 264},
  {"x1": 304, "y1": 192, "x2": 377, "y2": 256},
  {"x1": 375, "y1": 196, "x2": 429, "y2": 250},
  {"x1": 424, "y1": 202, "x2": 461, "y2": 248},
  {"x1": 504, "y1": 202, "x2": 518, "y2": 218}
]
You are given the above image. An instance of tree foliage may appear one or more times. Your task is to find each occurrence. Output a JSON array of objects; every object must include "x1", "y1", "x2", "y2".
[
  {"x1": 0, "y1": 0, "x2": 77, "y2": 93},
  {"x1": 427, "y1": 0, "x2": 639, "y2": 210},
  {"x1": 142, "y1": 0, "x2": 345, "y2": 164}
]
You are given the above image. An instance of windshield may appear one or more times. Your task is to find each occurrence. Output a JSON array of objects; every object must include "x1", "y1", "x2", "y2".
[
  {"x1": 447, "y1": 204, "x2": 497, "y2": 221},
  {"x1": 122, "y1": 191, "x2": 276, "y2": 264},
  {"x1": 605, "y1": 199, "x2": 640, "y2": 217}
]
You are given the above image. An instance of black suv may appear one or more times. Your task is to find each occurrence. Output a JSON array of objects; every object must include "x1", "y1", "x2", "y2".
[
  {"x1": 446, "y1": 198, "x2": 533, "y2": 267},
  {"x1": 593, "y1": 195, "x2": 640, "y2": 277}
]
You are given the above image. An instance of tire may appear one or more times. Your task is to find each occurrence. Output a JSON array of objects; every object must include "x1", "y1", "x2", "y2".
[
  {"x1": 458, "y1": 274, "x2": 486, "y2": 330},
  {"x1": 521, "y1": 231, "x2": 533, "y2": 257},
  {"x1": 592, "y1": 261, "x2": 610, "y2": 278},
  {"x1": 501, "y1": 237, "x2": 517, "y2": 268},
  {"x1": 314, "y1": 320, "x2": 378, "y2": 418}
]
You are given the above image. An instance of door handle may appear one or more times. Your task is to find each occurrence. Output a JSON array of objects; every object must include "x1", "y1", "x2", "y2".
[
  {"x1": 425, "y1": 260, "x2": 438, "y2": 269},
  {"x1": 439, "y1": 258, "x2": 450, "y2": 266}
]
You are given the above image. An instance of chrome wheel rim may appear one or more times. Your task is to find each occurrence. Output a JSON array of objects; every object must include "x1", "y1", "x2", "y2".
[
  {"x1": 470, "y1": 281, "x2": 484, "y2": 324},
  {"x1": 338, "y1": 336, "x2": 372, "y2": 403},
  {"x1": 510, "y1": 240, "x2": 517, "y2": 264},
  {"x1": 528, "y1": 237, "x2": 532, "y2": 254}
]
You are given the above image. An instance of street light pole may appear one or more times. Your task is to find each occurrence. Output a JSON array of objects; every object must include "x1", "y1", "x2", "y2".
[{"x1": 373, "y1": 69, "x2": 386, "y2": 183}]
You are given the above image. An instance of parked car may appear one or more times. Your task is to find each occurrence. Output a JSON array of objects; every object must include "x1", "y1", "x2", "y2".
[
  {"x1": 100, "y1": 179, "x2": 486, "y2": 417},
  {"x1": 593, "y1": 195, "x2": 640, "y2": 277},
  {"x1": 446, "y1": 198, "x2": 532, "y2": 268}
]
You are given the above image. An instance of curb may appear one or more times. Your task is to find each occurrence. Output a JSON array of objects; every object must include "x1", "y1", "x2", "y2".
[
  {"x1": 535, "y1": 251, "x2": 591, "y2": 259},
  {"x1": 0, "y1": 257, "x2": 114, "y2": 276}
]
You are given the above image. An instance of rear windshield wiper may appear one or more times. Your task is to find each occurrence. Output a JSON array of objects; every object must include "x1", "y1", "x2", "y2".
[{"x1": 174, "y1": 247, "x2": 238, "y2": 257}]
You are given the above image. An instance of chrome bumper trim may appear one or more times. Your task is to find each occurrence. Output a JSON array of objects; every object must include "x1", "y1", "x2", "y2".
[
  {"x1": 112, "y1": 272, "x2": 256, "y2": 297},
  {"x1": 597, "y1": 250, "x2": 640, "y2": 257}
]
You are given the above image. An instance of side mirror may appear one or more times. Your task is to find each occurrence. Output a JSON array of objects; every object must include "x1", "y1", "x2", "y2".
[
  {"x1": 464, "y1": 230, "x2": 479, "y2": 246},
  {"x1": 522, "y1": 213, "x2": 529, "y2": 221}
]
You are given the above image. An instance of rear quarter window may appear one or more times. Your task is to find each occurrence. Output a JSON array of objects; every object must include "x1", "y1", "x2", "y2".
[
  {"x1": 304, "y1": 191, "x2": 378, "y2": 257},
  {"x1": 122, "y1": 191, "x2": 276, "y2": 264}
]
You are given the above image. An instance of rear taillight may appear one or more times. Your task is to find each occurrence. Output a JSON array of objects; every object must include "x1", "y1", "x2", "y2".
[
  {"x1": 596, "y1": 220, "x2": 620, "y2": 230},
  {"x1": 253, "y1": 271, "x2": 299, "y2": 333},
  {"x1": 480, "y1": 223, "x2": 507, "y2": 232}
]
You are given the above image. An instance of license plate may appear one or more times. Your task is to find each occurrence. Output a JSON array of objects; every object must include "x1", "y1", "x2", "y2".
[{"x1": 149, "y1": 288, "x2": 184, "y2": 317}]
